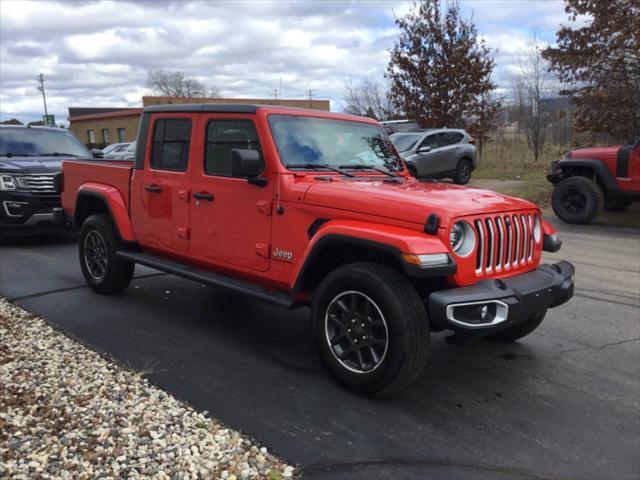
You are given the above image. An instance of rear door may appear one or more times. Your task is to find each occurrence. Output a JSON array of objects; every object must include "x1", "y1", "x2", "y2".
[
  {"x1": 415, "y1": 133, "x2": 447, "y2": 175},
  {"x1": 130, "y1": 115, "x2": 193, "y2": 253},
  {"x1": 438, "y1": 131, "x2": 464, "y2": 171},
  {"x1": 188, "y1": 115, "x2": 273, "y2": 272}
]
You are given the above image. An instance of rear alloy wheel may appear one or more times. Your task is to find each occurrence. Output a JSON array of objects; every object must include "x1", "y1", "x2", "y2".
[
  {"x1": 551, "y1": 176, "x2": 604, "y2": 224},
  {"x1": 312, "y1": 262, "x2": 429, "y2": 397},
  {"x1": 79, "y1": 214, "x2": 134, "y2": 294},
  {"x1": 453, "y1": 159, "x2": 472, "y2": 184}
]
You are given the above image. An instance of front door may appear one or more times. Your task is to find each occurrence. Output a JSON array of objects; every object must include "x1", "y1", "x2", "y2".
[
  {"x1": 130, "y1": 115, "x2": 193, "y2": 253},
  {"x1": 416, "y1": 133, "x2": 447, "y2": 176},
  {"x1": 189, "y1": 115, "x2": 272, "y2": 272}
]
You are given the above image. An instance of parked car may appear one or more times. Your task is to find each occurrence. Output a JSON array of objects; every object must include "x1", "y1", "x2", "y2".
[
  {"x1": 61, "y1": 104, "x2": 574, "y2": 397},
  {"x1": 110, "y1": 141, "x2": 136, "y2": 160},
  {"x1": 391, "y1": 129, "x2": 476, "y2": 184},
  {"x1": 0, "y1": 125, "x2": 93, "y2": 238},
  {"x1": 379, "y1": 119, "x2": 422, "y2": 134},
  {"x1": 547, "y1": 138, "x2": 640, "y2": 224},
  {"x1": 102, "y1": 142, "x2": 131, "y2": 158}
]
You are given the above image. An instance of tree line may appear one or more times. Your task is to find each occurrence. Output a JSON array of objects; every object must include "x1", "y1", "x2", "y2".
[{"x1": 343, "y1": 0, "x2": 639, "y2": 157}]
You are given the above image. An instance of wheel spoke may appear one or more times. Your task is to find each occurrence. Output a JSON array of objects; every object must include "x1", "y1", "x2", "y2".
[
  {"x1": 355, "y1": 348, "x2": 365, "y2": 370},
  {"x1": 369, "y1": 346, "x2": 380, "y2": 364},
  {"x1": 335, "y1": 299, "x2": 350, "y2": 315}
]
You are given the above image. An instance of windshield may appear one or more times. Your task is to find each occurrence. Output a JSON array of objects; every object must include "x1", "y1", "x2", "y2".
[
  {"x1": 126, "y1": 141, "x2": 136, "y2": 152},
  {"x1": 391, "y1": 134, "x2": 422, "y2": 152},
  {"x1": 268, "y1": 115, "x2": 404, "y2": 171},
  {"x1": 0, "y1": 127, "x2": 91, "y2": 157}
]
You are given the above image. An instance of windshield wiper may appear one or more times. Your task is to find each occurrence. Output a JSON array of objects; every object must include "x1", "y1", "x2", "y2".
[
  {"x1": 338, "y1": 164, "x2": 400, "y2": 178},
  {"x1": 287, "y1": 163, "x2": 355, "y2": 177},
  {"x1": 0, "y1": 153, "x2": 31, "y2": 157},
  {"x1": 37, "y1": 152, "x2": 80, "y2": 157}
]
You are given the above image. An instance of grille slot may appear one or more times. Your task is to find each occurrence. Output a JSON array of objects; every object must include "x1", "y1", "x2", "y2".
[
  {"x1": 16, "y1": 174, "x2": 57, "y2": 193},
  {"x1": 472, "y1": 212, "x2": 539, "y2": 277}
]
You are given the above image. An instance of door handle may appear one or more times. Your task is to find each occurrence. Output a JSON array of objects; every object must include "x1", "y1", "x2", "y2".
[
  {"x1": 193, "y1": 191, "x2": 214, "y2": 201},
  {"x1": 144, "y1": 184, "x2": 162, "y2": 193}
]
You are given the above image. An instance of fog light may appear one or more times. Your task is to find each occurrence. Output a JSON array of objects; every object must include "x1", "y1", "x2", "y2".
[
  {"x1": 479, "y1": 304, "x2": 488, "y2": 319},
  {"x1": 3, "y1": 200, "x2": 28, "y2": 217}
]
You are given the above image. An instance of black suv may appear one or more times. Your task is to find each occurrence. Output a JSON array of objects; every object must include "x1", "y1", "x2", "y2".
[{"x1": 0, "y1": 125, "x2": 92, "y2": 238}]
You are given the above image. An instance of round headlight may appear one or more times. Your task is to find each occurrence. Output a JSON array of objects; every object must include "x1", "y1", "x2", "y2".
[
  {"x1": 449, "y1": 221, "x2": 476, "y2": 257},
  {"x1": 533, "y1": 215, "x2": 541, "y2": 242},
  {"x1": 450, "y1": 223, "x2": 463, "y2": 252}
]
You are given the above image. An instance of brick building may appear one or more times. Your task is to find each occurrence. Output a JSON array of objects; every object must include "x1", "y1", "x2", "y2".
[{"x1": 69, "y1": 96, "x2": 331, "y2": 147}]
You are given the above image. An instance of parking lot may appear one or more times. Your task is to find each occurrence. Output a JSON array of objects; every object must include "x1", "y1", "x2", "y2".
[{"x1": 1, "y1": 217, "x2": 638, "y2": 480}]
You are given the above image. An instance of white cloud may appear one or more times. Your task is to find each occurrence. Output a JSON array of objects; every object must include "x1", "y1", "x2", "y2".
[{"x1": 0, "y1": 0, "x2": 570, "y2": 124}]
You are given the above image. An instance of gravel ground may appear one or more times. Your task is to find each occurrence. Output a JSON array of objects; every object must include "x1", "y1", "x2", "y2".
[{"x1": 0, "y1": 298, "x2": 295, "y2": 480}]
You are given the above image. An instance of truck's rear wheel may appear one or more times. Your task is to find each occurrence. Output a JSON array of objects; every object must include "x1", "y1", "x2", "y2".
[
  {"x1": 311, "y1": 262, "x2": 429, "y2": 397},
  {"x1": 485, "y1": 310, "x2": 546, "y2": 343},
  {"x1": 551, "y1": 176, "x2": 604, "y2": 224},
  {"x1": 79, "y1": 214, "x2": 134, "y2": 294}
]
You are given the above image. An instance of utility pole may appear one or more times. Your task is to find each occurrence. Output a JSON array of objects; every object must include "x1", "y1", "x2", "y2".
[
  {"x1": 273, "y1": 88, "x2": 279, "y2": 104},
  {"x1": 37, "y1": 73, "x2": 49, "y2": 122},
  {"x1": 308, "y1": 89, "x2": 313, "y2": 108}
]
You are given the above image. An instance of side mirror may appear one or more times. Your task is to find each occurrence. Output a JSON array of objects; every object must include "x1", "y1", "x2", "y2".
[
  {"x1": 91, "y1": 148, "x2": 104, "y2": 159},
  {"x1": 417, "y1": 146, "x2": 432, "y2": 153},
  {"x1": 230, "y1": 149, "x2": 266, "y2": 186}
]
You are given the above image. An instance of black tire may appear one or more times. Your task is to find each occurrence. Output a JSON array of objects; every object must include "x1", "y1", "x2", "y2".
[
  {"x1": 485, "y1": 310, "x2": 546, "y2": 343},
  {"x1": 551, "y1": 176, "x2": 604, "y2": 224},
  {"x1": 453, "y1": 158, "x2": 472, "y2": 185},
  {"x1": 604, "y1": 197, "x2": 631, "y2": 212},
  {"x1": 311, "y1": 262, "x2": 429, "y2": 397},
  {"x1": 79, "y1": 214, "x2": 134, "y2": 294}
]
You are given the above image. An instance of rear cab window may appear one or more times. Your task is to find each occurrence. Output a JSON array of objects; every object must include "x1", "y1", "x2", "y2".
[{"x1": 150, "y1": 119, "x2": 192, "y2": 171}]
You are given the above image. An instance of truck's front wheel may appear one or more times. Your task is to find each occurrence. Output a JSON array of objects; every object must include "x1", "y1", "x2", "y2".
[
  {"x1": 79, "y1": 214, "x2": 134, "y2": 294},
  {"x1": 311, "y1": 262, "x2": 429, "y2": 397}
]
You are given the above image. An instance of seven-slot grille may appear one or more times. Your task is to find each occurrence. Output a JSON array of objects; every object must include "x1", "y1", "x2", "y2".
[
  {"x1": 473, "y1": 212, "x2": 538, "y2": 276},
  {"x1": 16, "y1": 174, "x2": 57, "y2": 193}
]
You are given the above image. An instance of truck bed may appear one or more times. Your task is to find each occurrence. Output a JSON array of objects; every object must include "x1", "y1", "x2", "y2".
[{"x1": 61, "y1": 160, "x2": 133, "y2": 217}]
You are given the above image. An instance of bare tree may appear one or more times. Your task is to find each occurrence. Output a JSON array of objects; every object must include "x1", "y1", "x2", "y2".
[
  {"x1": 147, "y1": 70, "x2": 219, "y2": 98},
  {"x1": 342, "y1": 77, "x2": 398, "y2": 120},
  {"x1": 511, "y1": 34, "x2": 554, "y2": 162}
]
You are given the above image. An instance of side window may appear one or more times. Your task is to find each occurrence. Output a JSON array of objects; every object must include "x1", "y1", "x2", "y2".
[
  {"x1": 204, "y1": 120, "x2": 262, "y2": 177},
  {"x1": 151, "y1": 119, "x2": 192, "y2": 171},
  {"x1": 421, "y1": 134, "x2": 439, "y2": 149},
  {"x1": 439, "y1": 132, "x2": 463, "y2": 146}
]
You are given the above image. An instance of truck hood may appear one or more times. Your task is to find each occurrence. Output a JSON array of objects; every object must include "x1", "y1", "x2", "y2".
[
  {"x1": 0, "y1": 156, "x2": 62, "y2": 173},
  {"x1": 304, "y1": 178, "x2": 537, "y2": 226},
  {"x1": 569, "y1": 145, "x2": 619, "y2": 159}
]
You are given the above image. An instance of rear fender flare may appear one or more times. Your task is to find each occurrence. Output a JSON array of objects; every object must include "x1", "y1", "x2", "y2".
[{"x1": 76, "y1": 183, "x2": 135, "y2": 242}]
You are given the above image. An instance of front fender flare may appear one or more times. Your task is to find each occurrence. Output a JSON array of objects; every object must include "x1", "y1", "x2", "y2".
[
  {"x1": 76, "y1": 183, "x2": 135, "y2": 242},
  {"x1": 291, "y1": 220, "x2": 454, "y2": 291}
]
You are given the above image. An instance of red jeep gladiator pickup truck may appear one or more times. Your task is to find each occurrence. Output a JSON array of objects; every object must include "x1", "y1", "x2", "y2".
[
  {"x1": 60, "y1": 104, "x2": 575, "y2": 396},
  {"x1": 548, "y1": 138, "x2": 640, "y2": 224}
]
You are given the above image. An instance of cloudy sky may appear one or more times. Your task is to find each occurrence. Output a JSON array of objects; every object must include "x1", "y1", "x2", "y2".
[{"x1": 0, "y1": 0, "x2": 570, "y2": 124}]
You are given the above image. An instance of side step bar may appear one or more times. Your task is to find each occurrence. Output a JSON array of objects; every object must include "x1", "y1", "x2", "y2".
[{"x1": 117, "y1": 251, "x2": 294, "y2": 308}]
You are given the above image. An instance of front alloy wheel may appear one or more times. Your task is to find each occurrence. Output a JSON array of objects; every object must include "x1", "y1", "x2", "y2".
[
  {"x1": 325, "y1": 291, "x2": 389, "y2": 374},
  {"x1": 311, "y1": 262, "x2": 429, "y2": 397}
]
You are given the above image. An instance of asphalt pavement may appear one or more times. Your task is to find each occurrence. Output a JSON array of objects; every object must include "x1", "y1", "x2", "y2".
[{"x1": 1, "y1": 218, "x2": 638, "y2": 480}]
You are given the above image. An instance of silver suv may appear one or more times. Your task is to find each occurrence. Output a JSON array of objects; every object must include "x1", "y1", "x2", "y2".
[{"x1": 390, "y1": 129, "x2": 477, "y2": 184}]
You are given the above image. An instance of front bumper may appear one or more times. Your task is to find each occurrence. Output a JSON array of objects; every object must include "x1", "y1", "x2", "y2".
[
  {"x1": 428, "y1": 261, "x2": 575, "y2": 338},
  {"x1": 0, "y1": 191, "x2": 68, "y2": 236}
]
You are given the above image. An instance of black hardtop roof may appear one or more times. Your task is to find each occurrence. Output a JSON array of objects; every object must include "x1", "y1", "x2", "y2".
[{"x1": 143, "y1": 103, "x2": 323, "y2": 114}]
